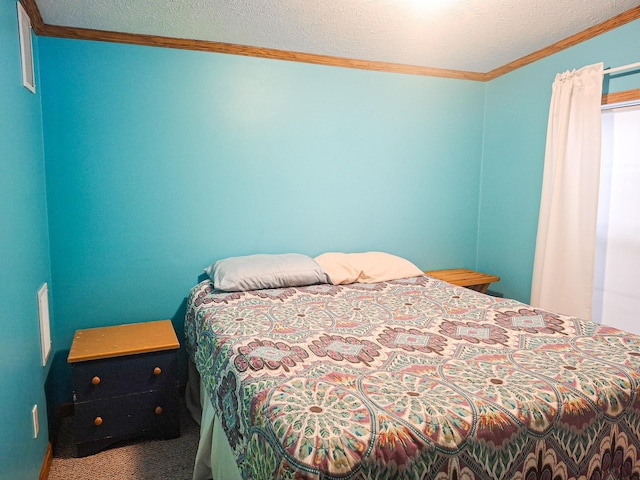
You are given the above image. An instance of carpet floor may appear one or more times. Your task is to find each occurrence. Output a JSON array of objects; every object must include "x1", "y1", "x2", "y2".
[{"x1": 48, "y1": 398, "x2": 200, "y2": 480}]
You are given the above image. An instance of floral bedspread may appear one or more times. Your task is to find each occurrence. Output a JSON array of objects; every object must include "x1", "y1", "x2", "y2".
[{"x1": 185, "y1": 275, "x2": 640, "y2": 480}]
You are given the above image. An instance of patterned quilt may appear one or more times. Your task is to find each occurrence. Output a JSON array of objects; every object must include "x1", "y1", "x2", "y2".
[{"x1": 184, "y1": 275, "x2": 640, "y2": 480}]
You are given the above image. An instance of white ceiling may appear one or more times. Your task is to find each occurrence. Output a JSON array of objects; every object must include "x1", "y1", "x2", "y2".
[{"x1": 34, "y1": 0, "x2": 640, "y2": 73}]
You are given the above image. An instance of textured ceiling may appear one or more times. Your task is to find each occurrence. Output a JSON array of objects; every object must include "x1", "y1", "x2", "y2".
[{"x1": 34, "y1": 0, "x2": 640, "y2": 73}]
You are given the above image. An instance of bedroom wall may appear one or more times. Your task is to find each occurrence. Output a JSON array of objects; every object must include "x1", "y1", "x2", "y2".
[
  {"x1": 0, "y1": 1, "x2": 52, "y2": 477},
  {"x1": 36, "y1": 12, "x2": 640, "y2": 412},
  {"x1": 38, "y1": 38, "x2": 486, "y2": 405},
  {"x1": 478, "y1": 18, "x2": 640, "y2": 303}
]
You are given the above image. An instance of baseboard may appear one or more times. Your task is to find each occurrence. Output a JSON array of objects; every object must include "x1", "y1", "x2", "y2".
[{"x1": 39, "y1": 442, "x2": 53, "y2": 480}]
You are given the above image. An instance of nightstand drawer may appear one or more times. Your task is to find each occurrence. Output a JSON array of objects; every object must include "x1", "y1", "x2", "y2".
[
  {"x1": 72, "y1": 349, "x2": 177, "y2": 402},
  {"x1": 74, "y1": 388, "x2": 180, "y2": 455}
]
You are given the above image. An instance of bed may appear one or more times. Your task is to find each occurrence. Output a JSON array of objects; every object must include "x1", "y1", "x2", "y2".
[{"x1": 184, "y1": 252, "x2": 640, "y2": 480}]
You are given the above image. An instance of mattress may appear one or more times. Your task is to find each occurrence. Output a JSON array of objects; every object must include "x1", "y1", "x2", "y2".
[{"x1": 185, "y1": 274, "x2": 640, "y2": 479}]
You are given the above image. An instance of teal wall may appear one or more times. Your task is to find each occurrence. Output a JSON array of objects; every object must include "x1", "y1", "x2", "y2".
[
  {"x1": 0, "y1": 1, "x2": 52, "y2": 477},
  {"x1": 38, "y1": 38, "x2": 486, "y2": 405},
  {"x1": 479, "y1": 19, "x2": 640, "y2": 302}
]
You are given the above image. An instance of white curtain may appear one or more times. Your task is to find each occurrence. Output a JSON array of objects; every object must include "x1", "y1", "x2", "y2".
[{"x1": 530, "y1": 62, "x2": 604, "y2": 319}]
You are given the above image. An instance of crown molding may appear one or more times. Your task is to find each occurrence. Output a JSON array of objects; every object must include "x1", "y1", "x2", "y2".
[
  {"x1": 34, "y1": 22, "x2": 489, "y2": 81},
  {"x1": 18, "y1": 0, "x2": 640, "y2": 82},
  {"x1": 485, "y1": 5, "x2": 640, "y2": 80}
]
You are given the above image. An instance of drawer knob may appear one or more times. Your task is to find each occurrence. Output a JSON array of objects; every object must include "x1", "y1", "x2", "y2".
[
  {"x1": 94, "y1": 416, "x2": 103, "y2": 426},
  {"x1": 91, "y1": 376, "x2": 101, "y2": 386},
  {"x1": 155, "y1": 406, "x2": 163, "y2": 415},
  {"x1": 153, "y1": 367, "x2": 162, "y2": 376}
]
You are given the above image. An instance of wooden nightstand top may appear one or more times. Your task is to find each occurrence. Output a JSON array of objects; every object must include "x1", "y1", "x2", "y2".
[
  {"x1": 424, "y1": 268, "x2": 500, "y2": 293},
  {"x1": 68, "y1": 320, "x2": 180, "y2": 363}
]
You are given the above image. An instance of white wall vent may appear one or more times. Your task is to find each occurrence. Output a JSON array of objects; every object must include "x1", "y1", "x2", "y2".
[
  {"x1": 17, "y1": 1, "x2": 36, "y2": 93},
  {"x1": 37, "y1": 283, "x2": 51, "y2": 366}
]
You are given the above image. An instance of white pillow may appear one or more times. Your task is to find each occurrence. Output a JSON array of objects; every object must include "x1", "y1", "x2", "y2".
[
  {"x1": 314, "y1": 252, "x2": 423, "y2": 285},
  {"x1": 204, "y1": 253, "x2": 330, "y2": 292}
]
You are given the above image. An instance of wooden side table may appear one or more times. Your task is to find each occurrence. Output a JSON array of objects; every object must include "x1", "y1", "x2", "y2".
[
  {"x1": 424, "y1": 268, "x2": 500, "y2": 294},
  {"x1": 68, "y1": 320, "x2": 181, "y2": 457}
]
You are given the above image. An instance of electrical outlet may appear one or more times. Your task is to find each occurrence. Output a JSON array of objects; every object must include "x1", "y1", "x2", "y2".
[{"x1": 32, "y1": 405, "x2": 39, "y2": 439}]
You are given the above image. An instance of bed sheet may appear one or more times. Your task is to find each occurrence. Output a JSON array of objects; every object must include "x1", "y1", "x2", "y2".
[{"x1": 185, "y1": 275, "x2": 640, "y2": 479}]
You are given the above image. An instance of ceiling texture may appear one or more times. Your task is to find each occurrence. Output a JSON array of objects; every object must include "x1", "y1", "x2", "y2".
[{"x1": 32, "y1": 0, "x2": 640, "y2": 78}]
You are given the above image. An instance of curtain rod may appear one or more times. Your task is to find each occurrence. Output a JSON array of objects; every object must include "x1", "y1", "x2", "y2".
[{"x1": 604, "y1": 61, "x2": 640, "y2": 75}]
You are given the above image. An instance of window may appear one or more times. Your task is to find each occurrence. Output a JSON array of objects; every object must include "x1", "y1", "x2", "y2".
[{"x1": 593, "y1": 101, "x2": 640, "y2": 333}]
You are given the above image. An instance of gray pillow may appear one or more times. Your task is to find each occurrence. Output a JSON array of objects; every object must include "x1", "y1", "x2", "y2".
[{"x1": 204, "y1": 253, "x2": 331, "y2": 292}]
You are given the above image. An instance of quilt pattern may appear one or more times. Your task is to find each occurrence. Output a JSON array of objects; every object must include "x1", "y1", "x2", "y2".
[{"x1": 185, "y1": 275, "x2": 640, "y2": 479}]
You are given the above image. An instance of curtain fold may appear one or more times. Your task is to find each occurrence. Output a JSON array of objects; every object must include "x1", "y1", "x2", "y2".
[{"x1": 530, "y1": 62, "x2": 604, "y2": 320}]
